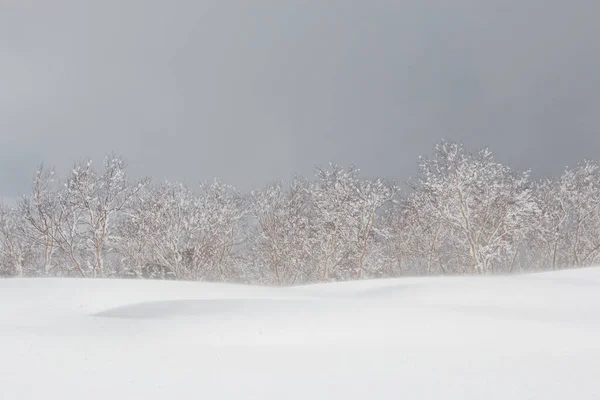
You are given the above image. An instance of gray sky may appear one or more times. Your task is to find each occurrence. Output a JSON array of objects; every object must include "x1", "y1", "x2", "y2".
[{"x1": 1, "y1": 0, "x2": 600, "y2": 197}]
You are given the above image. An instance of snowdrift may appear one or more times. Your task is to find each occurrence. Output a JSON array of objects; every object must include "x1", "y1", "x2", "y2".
[{"x1": 1, "y1": 268, "x2": 600, "y2": 399}]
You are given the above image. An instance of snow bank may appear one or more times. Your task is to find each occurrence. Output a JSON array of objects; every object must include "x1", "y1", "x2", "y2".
[{"x1": 1, "y1": 268, "x2": 599, "y2": 399}]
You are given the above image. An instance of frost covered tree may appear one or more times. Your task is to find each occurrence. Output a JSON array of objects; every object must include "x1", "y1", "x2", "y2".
[
  {"x1": 53, "y1": 156, "x2": 148, "y2": 277},
  {"x1": 380, "y1": 200, "x2": 418, "y2": 275},
  {"x1": 560, "y1": 161, "x2": 600, "y2": 267},
  {"x1": 0, "y1": 203, "x2": 31, "y2": 277},
  {"x1": 346, "y1": 175, "x2": 399, "y2": 278},
  {"x1": 310, "y1": 164, "x2": 398, "y2": 280},
  {"x1": 19, "y1": 165, "x2": 64, "y2": 275},
  {"x1": 531, "y1": 161, "x2": 600, "y2": 269},
  {"x1": 528, "y1": 178, "x2": 568, "y2": 270},
  {"x1": 115, "y1": 179, "x2": 248, "y2": 282},
  {"x1": 410, "y1": 140, "x2": 539, "y2": 274},
  {"x1": 247, "y1": 165, "x2": 397, "y2": 283},
  {"x1": 115, "y1": 182, "x2": 195, "y2": 279},
  {"x1": 249, "y1": 178, "x2": 314, "y2": 285},
  {"x1": 389, "y1": 192, "x2": 449, "y2": 275},
  {"x1": 190, "y1": 179, "x2": 248, "y2": 282}
]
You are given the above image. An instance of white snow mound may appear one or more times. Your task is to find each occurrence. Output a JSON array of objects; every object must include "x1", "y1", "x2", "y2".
[{"x1": 1, "y1": 268, "x2": 600, "y2": 399}]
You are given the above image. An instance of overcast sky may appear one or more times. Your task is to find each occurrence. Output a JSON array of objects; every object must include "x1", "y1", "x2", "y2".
[{"x1": 1, "y1": 0, "x2": 599, "y2": 197}]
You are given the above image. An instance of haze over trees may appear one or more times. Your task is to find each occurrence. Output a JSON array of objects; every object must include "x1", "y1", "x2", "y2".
[{"x1": 2, "y1": 140, "x2": 599, "y2": 284}]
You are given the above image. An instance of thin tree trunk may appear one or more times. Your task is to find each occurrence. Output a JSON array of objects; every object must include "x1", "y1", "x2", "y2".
[
  {"x1": 508, "y1": 248, "x2": 519, "y2": 273},
  {"x1": 357, "y1": 209, "x2": 376, "y2": 280},
  {"x1": 552, "y1": 235, "x2": 560, "y2": 270}
]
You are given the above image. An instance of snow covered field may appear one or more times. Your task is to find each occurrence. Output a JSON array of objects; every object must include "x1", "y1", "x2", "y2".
[{"x1": 1, "y1": 268, "x2": 600, "y2": 399}]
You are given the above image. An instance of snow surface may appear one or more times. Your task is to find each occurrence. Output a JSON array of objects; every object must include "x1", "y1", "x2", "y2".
[{"x1": 1, "y1": 268, "x2": 600, "y2": 399}]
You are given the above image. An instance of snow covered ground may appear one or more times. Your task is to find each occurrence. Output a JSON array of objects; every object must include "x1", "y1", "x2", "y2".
[{"x1": 1, "y1": 268, "x2": 600, "y2": 399}]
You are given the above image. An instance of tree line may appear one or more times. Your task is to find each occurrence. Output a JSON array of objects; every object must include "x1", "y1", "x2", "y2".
[{"x1": 1, "y1": 140, "x2": 599, "y2": 284}]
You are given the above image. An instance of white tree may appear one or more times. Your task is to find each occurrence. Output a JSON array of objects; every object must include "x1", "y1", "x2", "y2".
[
  {"x1": 249, "y1": 178, "x2": 314, "y2": 285},
  {"x1": 531, "y1": 161, "x2": 600, "y2": 270},
  {"x1": 310, "y1": 164, "x2": 398, "y2": 280},
  {"x1": 528, "y1": 178, "x2": 568, "y2": 270},
  {"x1": 189, "y1": 179, "x2": 248, "y2": 282},
  {"x1": 55, "y1": 156, "x2": 148, "y2": 277},
  {"x1": 115, "y1": 179, "x2": 248, "y2": 282},
  {"x1": 411, "y1": 140, "x2": 539, "y2": 274},
  {"x1": 19, "y1": 165, "x2": 64, "y2": 275},
  {"x1": 380, "y1": 200, "x2": 420, "y2": 275},
  {"x1": 561, "y1": 161, "x2": 600, "y2": 267},
  {"x1": 113, "y1": 184, "x2": 158, "y2": 278},
  {"x1": 115, "y1": 181, "x2": 195, "y2": 279},
  {"x1": 0, "y1": 203, "x2": 33, "y2": 277},
  {"x1": 346, "y1": 176, "x2": 398, "y2": 278}
]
